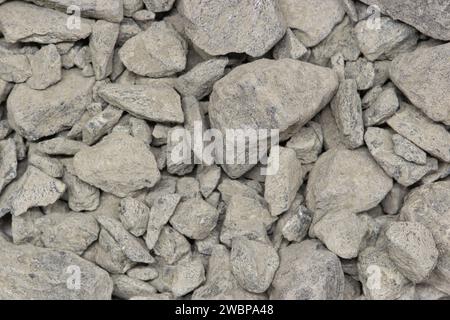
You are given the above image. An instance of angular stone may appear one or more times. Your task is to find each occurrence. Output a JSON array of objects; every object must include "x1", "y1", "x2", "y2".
[
  {"x1": 119, "y1": 21, "x2": 187, "y2": 77},
  {"x1": 286, "y1": 122, "x2": 323, "y2": 164},
  {"x1": 331, "y1": 79, "x2": 364, "y2": 149},
  {"x1": 176, "y1": 177, "x2": 200, "y2": 200},
  {"x1": 382, "y1": 183, "x2": 408, "y2": 215},
  {"x1": 153, "y1": 225, "x2": 191, "y2": 265},
  {"x1": 119, "y1": 197, "x2": 150, "y2": 237},
  {"x1": 264, "y1": 147, "x2": 303, "y2": 217},
  {"x1": 359, "y1": 0, "x2": 450, "y2": 41},
  {"x1": 166, "y1": 126, "x2": 195, "y2": 176},
  {"x1": 0, "y1": 54, "x2": 31, "y2": 83},
  {"x1": 386, "y1": 222, "x2": 439, "y2": 283},
  {"x1": 275, "y1": 197, "x2": 311, "y2": 244},
  {"x1": 354, "y1": 16, "x2": 418, "y2": 61},
  {"x1": 7, "y1": 69, "x2": 95, "y2": 141},
  {"x1": 129, "y1": 117, "x2": 152, "y2": 144},
  {"x1": 279, "y1": 0, "x2": 345, "y2": 47},
  {"x1": 0, "y1": 235, "x2": 113, "y2": 300},
  {"x1": 112, "y1": 275, "x2": 156, "y2": 299},
  {"x1": 363, "y1": 87, "x2": 399, "y2": 126},
  {"x1": 209, "y1": 59, "x2": 338, "y2": 178},
  {"x1": 273, "y1": 29, "x2": 309, "y2": 60},
  {"x1": 97, "y1": 215, "x2": 154, "y2": 264},
  {"x1": 365, "y1": 127, "x2": 438, "y2": 187},
  {"x1": 306, "y1": 148, "x2": 393, "y2": 225},
  {"x1": 0, "y1": 1, "x2": 93, "y2": 44},
  {"x1": 0, "y1": 166, "x2": 66, "y2": 217},
  {"x1": 27, "y1": 44, "x2": 61, "y2": 90},
  {"x1": 0, "y1": 79, "x2": 13, "y2": 103},
  {"x1": 28, "y1": 151, "x2": 63, "y2": 178},
  {"x1": 144, "y1": 194, "x2": 181, "y2": 250},
  {"x1": 271, "y1": 240, "x2": 344, "y2": 300},
  {"x1": 175, "y1": 57, "x2": 228, "y2": 99},
  {"x1": 83, "y1": 105, "x2": 123, "y2": 145},
  {"x1": 0, "y1": 138, "x2": 17, "y2": 193},
  {"x1": 386, "y1": 103, "x2": 450, "y2": 162},
  {"x1": 73, "y1": 133, "x2": 160, "y2": 197},
  {"x1": 345, "y1": 58, "x2": 375, "y2": 90},
  {"x1": 178, "y1": 0, "x2": 285, "y2": 57},
  {"x1": 127, "y1": 266, "x2": 158, "y2": 281},
  {"x1": 319, "y1": 107, "x2": 346, "y2": 150},
  {"x1": 392, "y1": 134, "x2": 427, "y2": 165},
  {"x1": 196, "y1": 165, "x2": 221, "y2": 198},
  {"x1": 37, "y1": 137, "x2": 87, "y2": 156},
  {"x1": 143, "y1": 0, "x2": 174, "y2": 12},
  {"x1": 98, "y1": 84, "x2": 184, "y2": 124},
  {"x1": 390, "y1": 43, "x2": 450, "y2": 125},
  {"x1": 170, "y1": 198, "x2": 219, "y2": 240},
  {"x1": 90, "y1": 20, "x2": 120, "y2": 80},
  {"x1": 11, "y1": 208, "x2": 43, "y2": 245}
]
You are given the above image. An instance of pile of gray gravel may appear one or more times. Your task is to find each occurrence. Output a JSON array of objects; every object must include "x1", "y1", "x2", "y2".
[{"x1": 0, "y1": 0, "x2": 450, "y2": 300}]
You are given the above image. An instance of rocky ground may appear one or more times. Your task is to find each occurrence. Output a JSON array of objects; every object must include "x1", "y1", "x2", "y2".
[{"x1": 0, "y1": 0, "x2": 450, "y2": 300}]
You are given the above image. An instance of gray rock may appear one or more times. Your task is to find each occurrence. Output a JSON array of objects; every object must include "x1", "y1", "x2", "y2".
[
  {"x1": 129, "y1": 117, "x2": 152, "y2": 144},
  {"x1": 28, "y1": 151, "x2": 63, "y2": 178},
  {"x1": 177, "y1": 0, "x2": 286, "y2": 57},
  {"x1": 170, "y1": 198, "x2": 219, "y2": 240},
  {"x1": 363, "y1": 87, "x2": 399, "y2": 126},
  {"x1": 306, "y1": 148, "x2": 392, "y2": 226},
  {"x1": 392, "y1": 134, "x2": 427, "y2": 165},
  {"x1": 331, "y1": 79, "x2": 364, "y2": 149},
  {"x1": 0, "y1": 1, "x2": 93, "y2": 44},
  {"x1": 273, "y1": 29, "x2": 309, "y2": 61},
  {"x1": 119, "y1": 197, "x2": 150, "y2": 237},
  {"x1": 144, "y1": 194, "x2": 181, "y2": 250},
  {"x1": 176, "y1": 177, "x2": 200, "y2": 200},
  {"x1": 0, "y1": 138, "x2": 17, "y2": 193},
  {"x1": 175, "y1": 58, "x2": 228, "y2": 99},
  {"x1": 264, "y1": 147, "x2": 303, "y2": 217},
  {"x1": 97, "y1": 215, "x2": 154, "y2": 264},
  {"x1": 123, "y1": 0, "x2": 144, "y2": 16},
  {"x1": 143, "y1": 0, "x2": 174, "y2": 12},
  {"x1": 345, "y1": 58, "x2": 375, "y2": 90},
  {"x1": 0, "y1": 54, "x2": 31, "y2": 83},
  {"x1": 319, "y1": 107, "x2": 346, "y2": 150},
  {"x1": 0, "y1": 166, "x2": 66, "y2": 217},
  {"x1": 390, "y1": 43, "x2": 450, "y2": 125},
  {"x1": 286, "y1": 122, "x2": 323, "y2": 164},
  {"x1": 209, "y1": 59, "x2": 338, "y2": 178},
  {"x1": 271, "y1": 240, "x2": 345, "y2": 299},
  {"x1": 37, "y1": 137, "x2": 87, "y2": 156},
  {"x1": 73, "y1": 133, "x2": 160, "y2": 197},
  {"x1": 11, "y1": 208, "x2": 43, "y2": 245},
  {"x1": 230, "y1": 237, "x2": 279, "y2": 293},
  {"x1": 7, "y1": 69, "x2": 95, "y2": 141},
  {"x1": 280, "y1": 0, "x2": 345, "y2": 47},
  {"x1": 0, "y1": 235, "x2": 113, "y2": 300},
  {"x1": 386, "y1": 103, "x2": 450, "y2": 162},
  {"x1": 166, "y1": 126, "x2": 195, "y2": 176},
  {"x1": 98, "y1": 84, "x2": 184, "y2": 124},
  {"x1": 153, "y1": 225, "x2": 191, "y2": 265},
  {"x1": 112, "y1": 274, "x2": 156, "y2": 299},
  {"x1": 365, "y1": 127, "x2": 438, "y2": 187},
  {"x1": 90, "y1": 20, "x2": 120, "y2": 80},
  {"x1": 83, "y1": 105, "x2": 123, "y2": 145},
  {"x1": 127, "y1": 266, "x2": 158, "y2": 281},
  {"x1": 218, "y1": 178, "x2": 264, "y2": 206},
  {"x1": 386, "y1": 222, "x2": 438, "y2": 283},
  {"x1": 382, "y1": 183, "x2": 408, "y2": 215},
  {"x1": 359, "y1": 0, "x2": 450, "y2": 41},
  {"x1": 276, "y1": 198, "x2": 312, "y2": 244},
  {"x1": 342, "y1": 0, "x2": 358, "y2": 22},
  {"x1": 354, "y1": 16, "x2": 418, "y2": 61},
  {"x1": 0, "y1": 79, "x2": 13, "y2": 103},
  {"x1": 119, "y1": 21, "x2": 187, "y2": 77},
  {"x1": 196, "y1": 165, "x2": 221, "y2": 198},
  {"x1": 27, "y1": 44, "x2": 61, "y2": 90}
]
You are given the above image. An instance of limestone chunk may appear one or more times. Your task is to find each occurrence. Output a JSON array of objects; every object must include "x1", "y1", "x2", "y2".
[
  {"x1": 112, "y1": 275, "x2": 156, "y2": 300},
  {"x1": 273, "y1": 29, "x2": 309, "y2": 60},
  {"x1": 119, "y1": 197, "x2": 150, "y2": 237},
  {"x1": 0, "y1": 54, "x2": 31, "y2": 83},
  {"x1": 90, "y1": 20, "x2": 120, "y2": 80},
  {"x1": 363, "y1": 87, "x2": 399, "y2": 126},
  {"x1": 82, "y1": 105, "x2": 123, "y2": 145},
  {"x1": 392, "y1": 134, "x2": 427, "y2": 165},
  {"x1": 345, "y1": 58, "x2": 375, "y2": 90},
  {"x1": 37, "y1": 137, "x2": 86, "y2": 156},
  {"x1": 143, "y1": 0, "x2": 174, "y2": 12},
  {"x1": 27, "y1": 44, "x2": 61, "y2": 90},
  {"x1": 286, "y1": 122, "x2": 323, "y2": 164},
  {"x1": 153, "y1": 225, "x2": 191, "y2": 265},
  {"x1": 0, "y1": 138, "x2": 17, "y2": 193}
]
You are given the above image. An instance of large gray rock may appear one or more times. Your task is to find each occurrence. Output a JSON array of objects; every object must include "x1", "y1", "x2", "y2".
[
  {"x1": 0, "y1": 139, "x2": 17, "y2": 194},
  {"x1": 73, "y1": 133, "x2": 161, "y2": 197},
  {"x1": 177, "y1": 0, "x2": 286, "y2": 57},
  {"x1": 27, "y1": 44, "x2": 62, "y2": 90},
  {"x1": 306, "y1": 148, "x2": 393, "y2": 226},
  {"x1": 279, "y1": 0, "x2": 345, "y2": 47},
  {"x1": 90, "y1": 20, "x2": 120, "y2": 80},
  {"x1": 7, "y1": 69, "x2": 95, "y2": 141},
  {"x1": 0, "y1": 235, "x2": 113, "y2": 300},
  {"x1": 390, "y1": 43, "x2": 450, "y2": 125},
  {"x1": 119, "y1": 21, "x2": 187, "y2": 77},
  {"x1": 359, "y1": 0, "x2": 450, "y2": 41},
  {"x1": 209, "y1": 59, "x2": 338, "y2": 178},
  {"x1": 271, "y1": 240, "x2": 345, "y2": 300},
  {"x1": 0, "y1": 53, "x2": 31, "y2": 83},
  {"x1": 0, "y1": 1, "x2": 93, "y2": 43}
]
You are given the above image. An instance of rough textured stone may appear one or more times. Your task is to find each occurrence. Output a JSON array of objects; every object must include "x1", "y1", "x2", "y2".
[
  {"x1": 112, "y1": 275, "x2": 156, "y2": 299},
  {"x1": 0, "y1": 138, "x2": 17, "y2": 193},
  {"x1": 27, "y1": 44, "x2": 62, "y2": 90},
  {"x1": 37, "y1": 137, "x2": 86, "y2": 156},
  {"x1": 392, "y1": 134, "x2": 427, "y2": 165},
  {"x1": 0, "y1": 54, "x2": 31, "y2": 83},
  {"x1": 177, "y1": 0, "x2": 286, "y2": 57},
  {"x1": 345, "y1": 58, "x2": 375, "y2": 91},
  {"x1": 286, "y1": 122, "x2": 323, "y2": 164},
  {"x1": 273, "y1": 29, "x2": 309, "y2": 61},
  {"x1": 90, "y1": 20, "x2": 120, "y2": 80},
  {"x1": 119, "y1": 198, "x2": 150, "y2": 238},
  {"x1": 82, "y1": 105, "x2": 123, "y2": 145},
  {"x1": 363, "y1": 87, "x2": 399, "y2": 126},
  {"x1": 143, "y1": 0, "x2": 174, "y2": 12},
  {"x1": 153, "y1": 225, "x2": 191, "y2": 265},
  {"x1": 73, "y1": 133, "x2": 160, "y2": 197}
]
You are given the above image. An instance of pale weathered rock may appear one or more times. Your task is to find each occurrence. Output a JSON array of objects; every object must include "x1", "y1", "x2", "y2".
[
  {"x1": 363, "y1": 87, "x2": 399, "y2": 126},
  {"x1": 386, "y1": 222, "x2": 438, "y2": 283},
  {"x1": 73, "y1": 133, "x2": 160, "y2": 197},
  {"x1": 127, "y1": 266, "x2": 158, "y2": 281},
  {"x1": 196, "y1": 165, "x2": 221, "y2": 198},
  {"x1": 144, "y1": 194, "x2": 181, "y2": 250},
  {"x1": 264, "y1": 147, "x2": 303, "y2": 217},
  {"x1": 170, "y1": 198, "x2": 219, "y2": 240},
  {"x1": 83, "y1": 105, "x2": 123, "y2": 145},
  {"x1": 28, "y1": 151, "x2": 63, "y2": 178},
  {"x1": 218, "y1": 178, "x2": 264, "y2": 205},
  {"x1": 143, "y1": 0, "x2": 174, "y2": 12},
  {"x1": 27, "y1": 44, "x2": 62, "y2": 90},
  {"x1": 37, "y1": 137, "x2": 86, "y2": 156},
  {"x1": 11, "y1": 208, "x2": 43, "y2": 245},
  {"x1": 153, "y1": 225, "x2": 191, "y2": 265},
  {"x1": 97, "y1": 215, "x2": 154, "y2": 264},
  {"x1": 7, "y1": 69, "x2": 94, "y2": 141},
  {"x1": 382, "y1": 183, "x2": 408, "y2": 215},
  {"x1": 129, "y1": 117, "x2": 152, "y2": 144},
  {"x1": 273, "y1": 29, "x2": 309, "y2": 60},
  {"x1": 354, "y1": 17, "x2": 418, "y2": 61},
  {"x1": 345, "y1": 58, "x2": 375, "y2": 90},
  {"x1": 112, "y1": 275, "x2": 156, "y2": 299},
  {"x1": 0, "y1": 1, "x2": 93, "y2": 44},
  {"x1": 98, "y1": 84, "x2": 184, "y2": 124},
  {"x1": 386, "y1": 103, "x2": 450, "y2": 162},
  {"x1": 0, "y1": 166, "x2": 66, "y2": 217},
  {"x1": 0, "y1": 235, "x2": 113, "y2": 300},
  {"x1": 90, "y1": 20, "x2": 120, "y2": 80},
  {"x1": 230, "y1": 237, "x2": 279, "y2": 293},
  {"x1": 166, "y1": 126, "x2": 195, "y2": 176},
  {"x1": 331, "y1": 79, "x2": 364, "y2": 149},
  {"x1": 274, "y1": 196, "x2": 311, "y2": 244},
  {"x1": 176, "y1": 177, "x2": 200, "y2": 200},
  {"x1": 319, "y1": 107, "x2": 346, "y2": 150},
  {"x1": 0, "y1": 54, "x2": 31, "y2": 83},
  {"x1": 271, "y1": 240, "x2": 345, "y2": 299},
  {"x1": 280, "y1": 0, "x2": 345, "y2": 47},
  {"x1": 365, "y1": 127, "x2": 438, "y2": 187},
  {"x1": 0, "y1": 79, "x2": 13, "y2": 103},
  {"x1": 359, "y1": 0, "x2": 450, "y2": 41},
  {"x1": 286, "y1": 122, "x2": 323, "y2": 164},
  {"x1": 390, "y1": 43, "x2": 450, "y2": 125},
  {"x1": 0, "y1": 138, "x2": 17, "y2": 193},
  {"x1": 120, "y1": 197, "x2": 150, "y2": 237},
  {"x1": 119, "y1": 21, "x2": 187, "y2": 77},
  {"x1": 175, "y1": 58, "x2": 228, "y2": 99},
  {"x1": 209, "y1": 59, "x2": 338, "y2": 178},
  {"x1": 178, "y1": 0, "x2": 286, "y2": 57},
  {"x1": 132, "y1": 10, "x2": 155, "y2": 21},
  {"x1": 392, "y1": 134, "x2": 427, "y2": 165},
  {"x1": 306, "y1": 148, "x2": 392, "y2": 226},
  {"x1": 93, "y1": 229, "x2": 135, "y2": 273}
]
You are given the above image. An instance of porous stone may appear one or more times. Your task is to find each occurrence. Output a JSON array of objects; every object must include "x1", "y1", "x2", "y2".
[
  {"x1": 119, "y1": 197, "x2": 150, "y2": 237},
  {"x1": 153, "y1": 225, "x2": 191, "y2": 265},
  {"x1": 0, "y1": 54, "x2": 31, "y2": 83},
  {"x1": 27, "y1": 44, "x2": 62, "y2": 90},
  {"x1": 37, "y1": 137, "x2": 86, "y2": 156},
  {"x1": 273, "y1": 29, "x2": 309, "y2": 60},
  {"x1": 392, "y1": 134, "x2": 427, "y2": 165},
  {"x1": 90, "y1": 20, "x2": 120, "y2": 80},
  {"x1": 82, "y1": 105, "x2": 123, "y2": 145},
  {"x1": 363, "y1": 87, "x2": 399, "y2": 126},
  {"x1": 345, "y1": 58, "x2": 375, "y2": 90}
]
